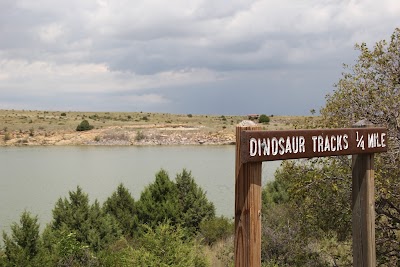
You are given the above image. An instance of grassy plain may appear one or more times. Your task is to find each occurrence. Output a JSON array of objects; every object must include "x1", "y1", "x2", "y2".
[{"x1": 0, "y1": 109, "x2": 309, "y2": 146}]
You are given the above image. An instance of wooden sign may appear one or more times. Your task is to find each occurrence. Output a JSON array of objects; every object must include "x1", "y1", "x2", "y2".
[
  {"x1": 240, "y1": 127, "x2": 387, "y2": 163},
  {"x1": 235, "y1": 121, "x2": 388, "y2": 267}
]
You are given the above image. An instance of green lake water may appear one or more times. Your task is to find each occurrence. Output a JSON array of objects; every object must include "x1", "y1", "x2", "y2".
[{"x1": 0, "y1": 146, "x2": 281, "y2": 236}]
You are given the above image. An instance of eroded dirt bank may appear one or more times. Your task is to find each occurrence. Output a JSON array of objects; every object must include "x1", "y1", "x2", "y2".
[{"x1": 0, "y1": 124, "x2": 236, "y2": 146}]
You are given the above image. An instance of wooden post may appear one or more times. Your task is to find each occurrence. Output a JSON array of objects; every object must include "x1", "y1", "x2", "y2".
[
  {"x1": 235, "y1": 121, "x2": 262, "y2": 267},
  {"x1": 352, "y1": 120, "x2": 376, "y2": 267}
]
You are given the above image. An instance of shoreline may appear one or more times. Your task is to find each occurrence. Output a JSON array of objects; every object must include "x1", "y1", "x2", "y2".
[
  {"x1": 0, "y1": 125, "x2": 236, "y2": 147},
  {"x1": 0, "y1": 110, "x2": 306, "y2": 147}
]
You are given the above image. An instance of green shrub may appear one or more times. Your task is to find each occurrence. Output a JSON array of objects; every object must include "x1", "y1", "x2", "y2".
[
  {"x1": 76, "y1": 120, "x2": 94, "y2": 131},
  {"x1": 135, "y1": 130, "x2": 146, "y2": 141},
  {"x1": 55, "y1": 231, "x2": 98, "y2": 266},
  {"x1": 214, "y1": 238, "x2": 234, "y2": 267},
  {"x1": 261, "y1": 203, "x2": 327, "y2": 266},
  {"x1": 0, "y1": 252, "x2": 6, "y2": 266},
  {"x1": 60, "y1": 112, "x2": 67, "y2": 116},
  {"x1": 89, "y1": 114, "x2": 99, "y2": 120},
  {"x1": 262, "y1": 179, "x2": 289, "y2": 210},
  {"x1": 259, "y1": 114, "x2": 270, "y2": 124},
  {"x1": 97, "y1": 238, "x2": 135, "y2": 267},
  {"x1": 4, "y1": 132, "x2": 11, "y2": 141},
  {"x1": 199, "y1": 216, "x2": 233, "y2": 245},
  {"x1": 133, "y1": 223, "x2": 209, "y2": 267}
]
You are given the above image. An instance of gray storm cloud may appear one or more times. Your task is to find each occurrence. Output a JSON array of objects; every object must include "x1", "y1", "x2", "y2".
[{"x1": 0, "y1": 0, "x2": 399, "y2": 114}]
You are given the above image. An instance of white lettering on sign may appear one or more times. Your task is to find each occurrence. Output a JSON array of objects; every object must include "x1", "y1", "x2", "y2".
[
  {"x1": 356, "y1": 131, "x2": 365, "y2": 150},
  {"x1": 249, "y1": 136, "x2": 306, "y2": 157},
  {"x1": 311, "y1": 134, "x2": 349, "y2": 153},
  {"x1": 368, "y1": 132, "x2": 386, "y2": 148},
  {"x1": 245, "y1": 128, "x2": 387, "y2": 162}
]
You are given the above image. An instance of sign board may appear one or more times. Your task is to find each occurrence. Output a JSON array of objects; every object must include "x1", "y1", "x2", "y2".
[
  {"x1": 235, "y1": 123, "x2": 388, "y2": 267},
  {"x1": 240, "y1": 127, "x2": 387, "y2": 163}
]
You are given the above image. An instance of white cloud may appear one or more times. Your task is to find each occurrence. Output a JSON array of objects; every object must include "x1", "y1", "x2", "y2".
[
  {"x1": 38, "y1": 23, "x2": 65, "y2": 43},
  {"x1": 0, "y1": 59, "x2": 222, "y2": 95}
]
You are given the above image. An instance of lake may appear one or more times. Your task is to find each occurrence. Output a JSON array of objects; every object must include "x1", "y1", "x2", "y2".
[{"x1": 0, "y1": 146, "x2": 281, "y2": 235}]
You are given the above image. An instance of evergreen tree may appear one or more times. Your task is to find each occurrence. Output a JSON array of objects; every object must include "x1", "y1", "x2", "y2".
[
  {"x1": 50, "y1": 186, "x2": 121, "y2": 252},
  {"x1": 136, "y1": 169, "x2": 217, "y2": 236},
  {"x1": 87, "y1": 200, "x2": 121, "y2": 252},
  {"x1": 2, "y1": 211, "x2": 40, "y2": 266},
  {"x1": 136, "y1": 169, "x2": 180, "y2": 228},
  {"x1": 52, "y1": 186, "x2": 91, "y2": 244},
  {"x1": 103, "y1": 183, "x2": 138, "y2": 238},
  {"x1": 175, "y1": 169, "x2": 215, "y2": 233}
]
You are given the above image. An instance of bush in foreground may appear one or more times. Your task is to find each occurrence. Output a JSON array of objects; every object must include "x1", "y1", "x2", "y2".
[
  {"x1": 2, "y1": 211, "x2": 41, "y2": 266},
  {"x1": 199, "y1": 216, "x2": 233, "y2": 245},
  {"x1": 133, "y1": 223, "x2": 209, "y2": 267},
  {"x1": 136, "y1": 169, "x2": 215, "y2": 234},
  {"x1": 1, "y1": 169, "x2": 231, "y2": 267}
]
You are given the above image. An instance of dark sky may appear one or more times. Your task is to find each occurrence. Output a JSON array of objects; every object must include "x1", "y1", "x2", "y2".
[{"x1": 1, "y1": 0, "x2": 399, "y2": 115}]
